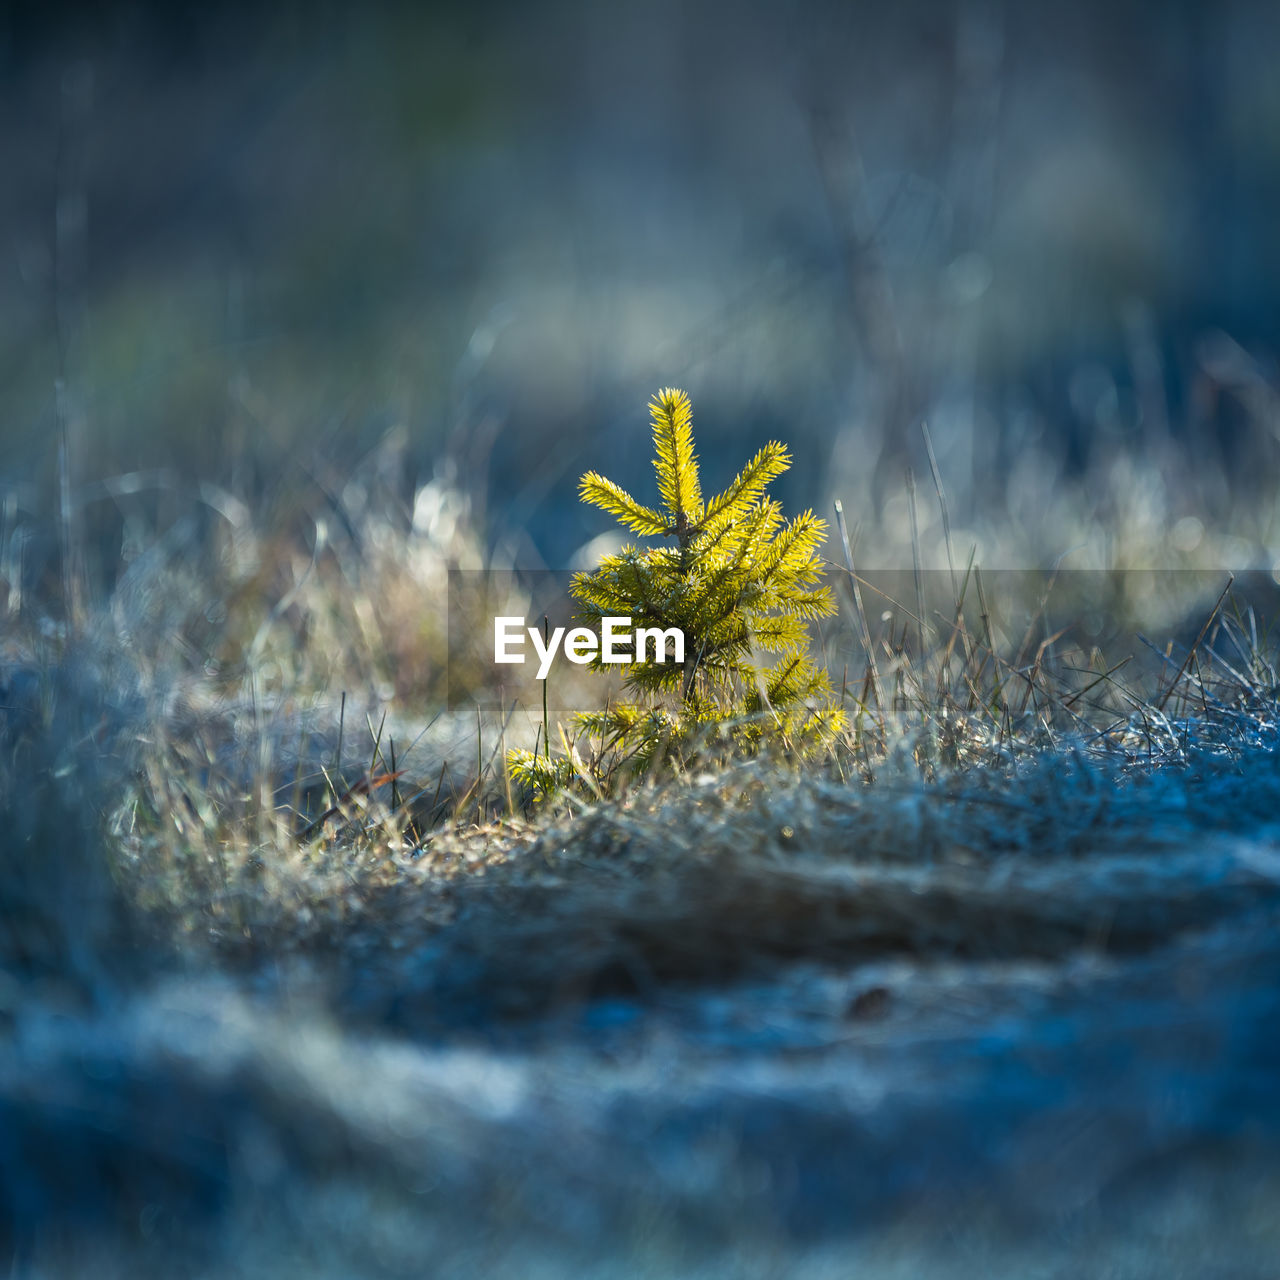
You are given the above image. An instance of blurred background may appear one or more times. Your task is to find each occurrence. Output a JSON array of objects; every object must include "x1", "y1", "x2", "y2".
[{"x1": 2, "y1": 0, "x2": 1279, "y2": 669}]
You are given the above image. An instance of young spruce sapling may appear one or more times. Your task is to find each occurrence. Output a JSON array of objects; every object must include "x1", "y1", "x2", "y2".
[{"x1": 510, "y1": 387, "x2": 844, "y2": 796}]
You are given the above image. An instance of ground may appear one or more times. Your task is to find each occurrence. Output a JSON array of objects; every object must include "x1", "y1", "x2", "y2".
[{"x1": 3, "y1": 622, "x2": 1279, "y2": 1278}]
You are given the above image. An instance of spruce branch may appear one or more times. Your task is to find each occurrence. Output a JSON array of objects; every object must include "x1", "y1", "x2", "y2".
[
  {"x1": 698, "y1": 441, "x2": 791, "y2": 535},
  {"x1": 578, "y1": 472, "x2": 667, "y2": 537},
  {"x1": 649, "y1": 387, "x2": 703, "y2": 536}
]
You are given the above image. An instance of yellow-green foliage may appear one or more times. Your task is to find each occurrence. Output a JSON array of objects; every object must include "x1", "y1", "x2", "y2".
[{"x1": 511, "y1": 388, "x2": 844, "y2": 795}]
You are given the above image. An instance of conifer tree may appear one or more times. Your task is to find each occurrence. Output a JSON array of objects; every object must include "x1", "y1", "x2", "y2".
[{"x1": 511, "y1": 388, "x2": 844, "y2": 795}]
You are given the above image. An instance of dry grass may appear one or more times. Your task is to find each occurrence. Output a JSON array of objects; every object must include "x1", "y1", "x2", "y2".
[
  {"x1": 10, "y1": 466, "x2": 1273, "y2": 1014},
  {"x1": 3, "y1": 466, "x2": 1280, "y2": 1277}
]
